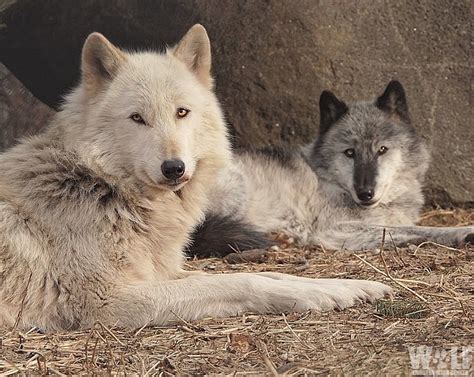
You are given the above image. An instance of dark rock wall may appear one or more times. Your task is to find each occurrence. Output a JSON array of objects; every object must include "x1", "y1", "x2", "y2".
[
  {"x1": 0, "y1": 63, "x2": 54, "y2": 151},
  {"x1": 0, "y1": 0, "x2": 472, "y2": 205}
]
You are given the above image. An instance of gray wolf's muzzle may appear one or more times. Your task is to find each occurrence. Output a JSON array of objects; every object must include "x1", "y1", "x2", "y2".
[{"x1": 354, "y1": 159, "x2": 377, "y2": 204}]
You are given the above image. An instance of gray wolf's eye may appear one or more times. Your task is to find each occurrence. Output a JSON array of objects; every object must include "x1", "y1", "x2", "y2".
[
  {"x1": 130, "y1": 113, "x2": 146, "y2": 125},
  {"x1": 344, "y1": 148, "x2": 355, "y2": 158},
  {"x1": 177, "y1": 107, "x2": 190, "y2": 119},
  {"x1": 378, "y1": 146, "x2": 389, "y2": 155}
]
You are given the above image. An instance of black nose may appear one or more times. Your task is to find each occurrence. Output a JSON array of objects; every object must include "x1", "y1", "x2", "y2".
[
  {"x1": 357, "y1": 189, "x2": 374, "y2": 202},
  {"x1": 161, "y1": 159, "x2": 185, "y2": 180}
]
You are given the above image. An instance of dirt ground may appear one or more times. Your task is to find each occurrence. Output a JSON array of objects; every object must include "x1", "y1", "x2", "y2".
[{"x1": 1, "y1": 209, "x2": 473, "y2": 375}]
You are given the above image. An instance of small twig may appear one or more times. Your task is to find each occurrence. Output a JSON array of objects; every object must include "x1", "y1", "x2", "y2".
[
  {"x1": 88, "y1": 333, "x2": 100, "y2": 369},
  {"x1": 134, "y1": 322, "x2": 150, "y2": 337},
  {"x1": 440, "y1": 287, "x2": 467, "y2": 316},
  {"x1": 319, "y1": 242, "x2": 327, "y2": 254},
  {"x1": 413, "y1": 241, "x2": 460, "y2": 255},
  {"x1": 1, "y1": 358, "x2": 24, "y2": 374},
  {"x1": 84, "y1": 327, "x2": 100, "y2": 370},
  {"x1": 418, "y1": 210, "x2": 455, "y2": 220},
  {"x1": 382, "y1": 319, "x2": 401, "y2": 334},
  {"x1": 24, "y1": 327, "x2": 38, "y2": 336},
  {"x1": 97, "y1": 321, "x2": 125, "y2": 346},
  {"x1": 24, "y1": 353, "x2": 39, "y2": 368},
  {"x1": 170, "y1": 310, "x2": 203, "y2": 332},
  {"x1": 353, "y1": 253, "x2": 428, "y2": 302},
  {"x1": 257, "y1": 340, "x2": 279, "y2": 377},
  {"x1": 423, "y1": 292, "x2": 458, "y2": 300},
  {"x1": 47, "y1": 365, "x2": 67, "y2": 376},
  {"x1": 388, "y1": 232, "x2": 407, "y2": 267},
  {"x1": 281, "y1": 313, "x2": 315, "y2": 350},
  {"x1": 380, "y1": 228, "x2": 387, "y2": 252},
  {"x1": 276, "y1": 361, "x2": 304, "y2": 374},
  {"x1": 228, "y1": 243, "x2": 242, "y2": 254},
  {"x1": 379, "y1": 243, "x2": 428, "y2": 302},
  {"x1": 353, "y1": 254, "x2": 430, "y2": 286},
  {"x1": 144, "y1": 359, "x2": 162, "y2": 376}
]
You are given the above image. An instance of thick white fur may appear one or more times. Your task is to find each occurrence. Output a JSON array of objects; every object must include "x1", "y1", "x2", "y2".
[{"x1": 0, "y1": 25, "x2": 391, "y2": 331}]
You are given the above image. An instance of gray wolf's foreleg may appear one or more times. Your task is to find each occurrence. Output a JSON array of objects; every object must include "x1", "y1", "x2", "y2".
[{"x1": 319, "y1": 222, "x2": 474, "y2": 251}]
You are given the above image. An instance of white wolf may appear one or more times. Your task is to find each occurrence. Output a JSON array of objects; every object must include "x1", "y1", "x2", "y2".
[
  {"x1": 0, "y1": 25, "x2": 392, "y2": 331},
  {"x1": 189, "y1": 81, "x2": 473, "y2": 257}
]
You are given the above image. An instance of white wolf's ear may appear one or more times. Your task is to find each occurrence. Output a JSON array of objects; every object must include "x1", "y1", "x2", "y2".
[
  {"x1": 173, "y1": 24, "x2": 213, "y2": 89},
  {"x1": 319, "y1": 90, "x2": 348, "y2": 135},
  {"x1": 81, "y1": 32, "x2": 126, "y2": 91},
  {"x1": 376, "y1": 80, "x2": 410, "y2": 123}
]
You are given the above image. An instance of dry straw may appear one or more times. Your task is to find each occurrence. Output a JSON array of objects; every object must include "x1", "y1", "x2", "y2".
[{"x1": 1, "y1": 208, "x2": 473, "y2": 375}]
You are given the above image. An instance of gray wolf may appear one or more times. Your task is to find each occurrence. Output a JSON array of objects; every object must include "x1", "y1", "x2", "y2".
[
  {"x1": 0, "y1": 25, "x2": 391, "y2": 331},
  {"x1": 190, "y1": 81, "x2": 473, "y2": 257}
]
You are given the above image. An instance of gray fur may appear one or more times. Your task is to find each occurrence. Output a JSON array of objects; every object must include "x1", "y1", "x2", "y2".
[{"x1": 201, "y1": 81, "x2": 473, "y2": 252}]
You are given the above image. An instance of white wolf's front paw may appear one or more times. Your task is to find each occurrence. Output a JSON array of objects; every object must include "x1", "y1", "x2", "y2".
[
  {"x1": 252, "y1": 274, "x2": 393, "y2": 313},
  {"x1": 310, "y1": 279, "x2": 393, "y2": 311}
]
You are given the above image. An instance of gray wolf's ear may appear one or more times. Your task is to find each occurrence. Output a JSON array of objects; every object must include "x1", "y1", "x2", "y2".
[
  {"x1": 319, "y1": 90, "x2": 348, "y2": 135},
  {"x1": 81, "y1": 32, "x2": 126, "y2": 91},
  {"x1": 173, "y1": 24, "x2": 213, "y2": 88},
  {"x1": 376, "y1": 80, "x2": 410, "y2": 122}
]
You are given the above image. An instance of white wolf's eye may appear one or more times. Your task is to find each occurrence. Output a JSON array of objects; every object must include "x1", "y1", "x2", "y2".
[
  {"x1": 177, "y1": 108, "x2": 190, "y2": 119},
  {"x1": 344, "y1": 148, "x2": 355, "y2": 158},
  {"x1": 130, "y1": 113, "x2": 146, "y2": 125},
  {"x1": 378, "y1": 146, "x2": 389, "y2": 155}
]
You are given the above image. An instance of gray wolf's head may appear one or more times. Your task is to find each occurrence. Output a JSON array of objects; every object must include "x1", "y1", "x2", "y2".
[
  {"x1": 310, "y1": 81, "x2": 429, "y2": 207},
  {"x1": 61, "y1": 25, "x2": 230, "y2": 196}
]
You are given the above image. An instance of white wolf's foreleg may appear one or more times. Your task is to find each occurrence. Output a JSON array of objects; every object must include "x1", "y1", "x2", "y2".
[
  {"x1": 100, "y1": 273, "x2": 392, "y2": 328},
  {"x1": 319, "y1": 222, "x2": 474, "y2": 251}
]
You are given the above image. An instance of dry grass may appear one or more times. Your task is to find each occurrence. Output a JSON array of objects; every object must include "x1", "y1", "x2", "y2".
[{"x1": 1, "y1": 209, "x2": 473, "y2": 375}]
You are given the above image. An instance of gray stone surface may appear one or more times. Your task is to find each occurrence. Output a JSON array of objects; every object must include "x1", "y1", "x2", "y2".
[
  {"x1": 0, "y1": 63, "x2": 54, "y2": 152},
  {"x1": 0, "y1": 0, "x2": 472, "y2": 205}
]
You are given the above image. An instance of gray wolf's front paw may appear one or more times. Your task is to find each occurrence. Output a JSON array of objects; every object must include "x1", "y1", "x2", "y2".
[
  {"x1": 456, "y1": 227, "x2": 474, "y2": 248},
  {"x1": 462, "y1": 232, "x2": 474, "y2": 246}
]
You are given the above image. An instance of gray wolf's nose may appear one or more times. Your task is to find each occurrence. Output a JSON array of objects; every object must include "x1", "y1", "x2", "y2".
[
  {"x1": 357, "y1": 189, "x2": 374, "y2": 202},
  {"x1": 161, "y1": 159, "x2": 185, "y2": 180}
]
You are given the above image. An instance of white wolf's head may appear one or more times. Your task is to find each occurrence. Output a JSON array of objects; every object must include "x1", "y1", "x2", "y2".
[
  {"x1": 310, "y1": 81, "x2": 430, "y2": 207},
  {"x1": 60, "y1": 25, "x2": 230, "y2": 197}
]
